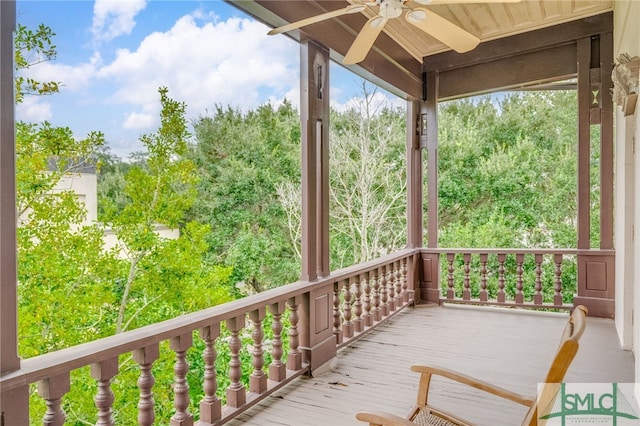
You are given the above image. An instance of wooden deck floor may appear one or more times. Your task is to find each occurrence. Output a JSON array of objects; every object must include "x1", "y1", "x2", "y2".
[{"x1": 227, "y1": 305, "x2": 635, "y2": 426}]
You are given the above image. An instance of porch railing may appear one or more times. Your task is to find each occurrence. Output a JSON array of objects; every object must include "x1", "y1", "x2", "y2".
[
  {"x1": 423, "y1": 249, "x2": 579, "y2": 310},
  {"x1": 0, "y1": 249, "x2": 417, "y2": 425}
]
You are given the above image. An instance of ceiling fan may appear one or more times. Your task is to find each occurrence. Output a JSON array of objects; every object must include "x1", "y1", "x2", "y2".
[{"x1": 268, "y1": 0, "x2": 521, "y2": 64}]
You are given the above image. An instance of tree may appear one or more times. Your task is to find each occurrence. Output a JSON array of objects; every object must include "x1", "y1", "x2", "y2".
[
  {"x1": 14, "y1": 23, "x2": 60, "y2": 103},
  {"x1": 15, "y1": 23, "x2": 119, "y2": 356},
  {"x1": 435, "y1": 91, "x2": 588, "y2": 302},
  {"x1": 328, "y1": 83, "x2": 407, "y2": 267},
  {"x1": 95, "y1": 147, "x2": 133, "y2": 219},
  {"x1": 100, "y1": 87, "x2": 230, "y2": 333},
  {"x1": 436, "y1": 91, "x2": 582, "y2": 249},
  {"x1": 271, "y1": 83, "x2": 409, "y2": 271},
  {"x1": 14, "y1": 21, "x2": 230, "y2": 422},
  {"x1": 190, "y1": 101, "x2": 301, "y2": 292}
]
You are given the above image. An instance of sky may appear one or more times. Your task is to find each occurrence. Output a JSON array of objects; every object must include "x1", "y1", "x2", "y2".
[{"x1": 15, "y1": 0, "x2": 404, "y2": 159}]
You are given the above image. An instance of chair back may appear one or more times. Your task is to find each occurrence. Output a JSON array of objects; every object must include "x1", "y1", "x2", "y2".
[{"x1": 522, "y1": 305, "x2": 588, "y2": 426}]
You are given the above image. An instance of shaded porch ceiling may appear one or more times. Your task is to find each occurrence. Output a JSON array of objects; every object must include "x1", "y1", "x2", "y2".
[{"x1": 229, "y1": 0, "x2": 613, "y2": 99}]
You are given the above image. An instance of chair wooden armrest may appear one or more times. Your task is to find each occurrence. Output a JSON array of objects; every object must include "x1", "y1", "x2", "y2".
[
  {"x1": 356, "y1": 411, "x2": 416, "y2": 426},
  {"x1": 410, "y1": 364, "x2": 535, "y2": 407}
]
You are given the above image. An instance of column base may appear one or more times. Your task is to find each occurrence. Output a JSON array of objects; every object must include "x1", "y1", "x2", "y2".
[
  {"x1": 302, "y1": 334, "x2": 337, "y2": 375},
  {"x1": 573, "y1": 296, "x2": 614, "y2": 319}
]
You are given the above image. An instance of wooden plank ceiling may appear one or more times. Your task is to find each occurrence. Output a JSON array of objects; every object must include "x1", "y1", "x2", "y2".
[
  {"x1": 376, "y1": 0, "x2": 612, "y2": 61},
  {"x1": 228, "y1": 0, "x2": 613, "y2": 98}
]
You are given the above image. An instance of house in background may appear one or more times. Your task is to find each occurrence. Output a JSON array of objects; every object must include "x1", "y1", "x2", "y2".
[
  {"x1": 19, "y1": 167, "x2": 178, "y2": 258},
  {"x1": 49, "y1": 168, "x2": 98, "y2": 225},
  {"x1": 17, "y1": 163, "x2": 98, "y2": 228}
]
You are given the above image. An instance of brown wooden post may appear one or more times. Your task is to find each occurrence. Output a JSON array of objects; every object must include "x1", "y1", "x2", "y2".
[
  {"x1": 446, "y1": 253, "x2": 455, "y2": 300},
  {"x1": 133, "y1": 344, "x2": 160, "y2": 426},
  {"x1": 225, "y1": 315, "x2": 247, "y2": 408},
  {"x1": 353, "y1": 274, "x2": 363, "y2": 332},
  {"x1": 371, "y1": 269, "x2": 382, "y2": 321},
  {"x1": 407, "y1": 100, "x2": 423, "y2": 248},
  {"x1": 286, "y1": 296, "x2": 303, "y2": 371},
  {"x1": 332, "y1": 281, "x2": 343, "y2": 343},
  {"x1": 577, "y1": 37, "x2": 591, "y2": 251},
  {"x1": 426, "y1": 73, "x2": 438, "y2": 251},
  {"x1": 170, "y1": 333, "x2": 194, "y2": 426},
  {"x1": 554, "y1": 253, "x2": 564, "y2": 307},
  {"x1": 574, "y1": 34, "x2": 615, "y2": 318},
  {"x1": 248, "y1": 308, "x2": 267, "y2": 394},
  {"x1": 38, "y1": 373, "x2": 71, "y2": 426},
  {"x1": 534, "y1": 253, "x2": 543, "y2": 306},
  {"x1": 600, "y1": 31, "x2": 614, "y2": 251},
  {"x1": 420, "y1": 71, "x2": 441, "y2": 304},
  {"x1": 515, "y1": 253, "x2": 524, "y2": 305},
  {"x1": 402, "y1": 257, "x2": 413, "y2": 304},
  {"x1": 267, "y1": 302, "x2": 287, "y2": 382},
  {"x1": 342, "y1": 277, "x2": 354, "y2": 338},
  {"x1": 462, "y1": 253, "x2": 471, "y2": 300},
  {"x1": 91, "y1": 358, "x2": 118, "y2": 426},
  {"x1": 299, "y1": 283, "x2": 337, "y2": 374},
  {"x1": 298, "y1": 40, "x2": 335, "y2": 374},
  {"x1": 406, "y1": 100, "x2": 423, "y2": 304},
  {"x1": 199, "y1": 323, "x2": 221, "y2": 425},
  {"x1": 479, "y1": 253, "x2": 488, "y2": 302},
  {"x1": 300, "y1": 39, "x2": 330, "y2": 281},
  {"x1": 362, "y1": 271, "x2": 373, "y2": 326},
  {"x1": 497, "y1": 253, "x2": 506, "y2": 304},
  {"x1": 0, "y1": 1, "x2": 29, "y2": 423},
  {"x1": 379, "y1": 265, "x2": 389, "y2": 317}
]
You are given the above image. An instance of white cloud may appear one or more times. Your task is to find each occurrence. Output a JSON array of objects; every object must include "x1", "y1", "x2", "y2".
[
  {"x1": 92, "y1": 0, "x2": 147, "y2": 42},
  {"x1": 17, "y1": 8, "x2": 300, "y2": 158},
  {"x1": 16, "y1": 96, "x2": 53, "y2": 122},
  {"x1": 123, "y1": 111, "x2": 156, "y2": 130},
  {"x1": 96, "y1": 13, "x2": 299, "y2": 125},
  {"x1": 269, "y1": 86, "x2": 300, "y2": 110},
  {"x1": 18, "y1": 52, "x2": 103, "y2": 94},
  {"x1": 15, "y1": 7, "x2": 312, "y2": 157},
  {"x1": 332, "y1": 90, "x2": 404, "y2": 113}
]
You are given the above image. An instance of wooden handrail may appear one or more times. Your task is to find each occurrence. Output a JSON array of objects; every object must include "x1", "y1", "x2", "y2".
[{"x1": 424, "y1": 248, "x2": 614, "y2": 256}]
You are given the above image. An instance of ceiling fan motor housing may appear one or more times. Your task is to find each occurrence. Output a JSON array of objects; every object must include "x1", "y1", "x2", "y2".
[{"x1": 377, "y1": 0, "x2": 404, "y2": 19}]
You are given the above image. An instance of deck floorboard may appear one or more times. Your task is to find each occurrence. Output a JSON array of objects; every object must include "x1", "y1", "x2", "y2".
[{"x1": 226, "y1": 305, "x2": 635, "y2": 426}]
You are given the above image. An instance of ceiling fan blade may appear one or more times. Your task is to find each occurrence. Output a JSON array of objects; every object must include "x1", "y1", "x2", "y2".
[
  {"x1": 405, "y1": 8, "x2": 480, "y2": 53},
  {"x1": 268, "y1": 4, "x2": 367, "y2": 36},
  {"x1": 415, "y1": 0, "x2": 521, "y2": 4},
  {"x1": 343, "y1": 17, "x2": 388, "y2": 65}
]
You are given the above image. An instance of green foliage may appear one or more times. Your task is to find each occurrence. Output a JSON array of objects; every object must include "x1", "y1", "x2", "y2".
[
  {"x1": 435, "y1": 91, "x2": 601, "y2": 300},
  {"x1": 95, "y1": 149, "x2": 133, "y2": 219},
  {"x1": 190, "y1": 101, "x2": 301, "y2": 291},
  {"x1": 14, "y1": 23, "x2": 234, "y2": 421},
  {"x1": 437, "y1": 91, "x2": 584, "y2": 249},
  {"x1": 16, "y1": 120, "x2": 119, "y2": 358},
  {"x1": 14, "y1": 23, "x2": 59, "y2": 103},
  {"x1": 101, "y1": 88, "x2": 233, "y2": 333},
  {"x1": 16, "y1": 121, "x2": 105, "y2": 216}
]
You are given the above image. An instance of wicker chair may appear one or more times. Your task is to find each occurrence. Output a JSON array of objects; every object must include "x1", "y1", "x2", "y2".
[{"x1": 356, "y1": 305, "x2": 588, "y2": 426}]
